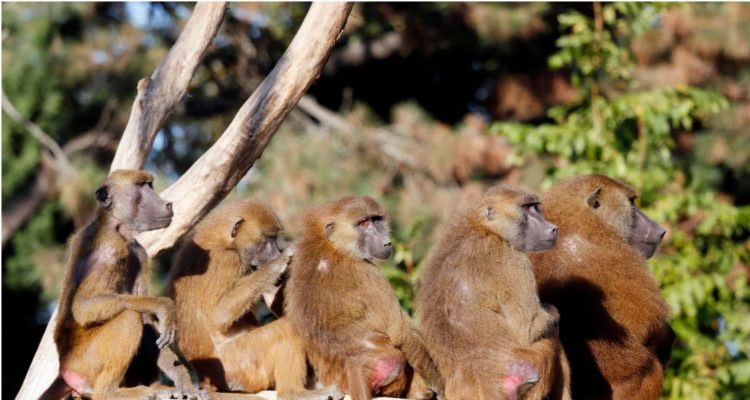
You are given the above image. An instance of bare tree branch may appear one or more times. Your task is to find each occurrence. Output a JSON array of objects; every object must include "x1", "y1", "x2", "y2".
[
  {"x1": 323, "y1": 31, "x2": 403, "y2": 75},
  {"x1": 62, "y1": 130, "x2": 118, "y2": 155},
  {"x1": 109, "y1": 2, "x2": 228, "y2": 171},
  {"x1": 1, "y1": 157, "x2": 56, "y2": 246},
  {"x1": 2, "y1": 96, "x2": 118, "y2": 245},
  {"x1": 2, "y1": 90, "x2": 76, "y2": 177},
  {"x1": 296, "y1": 95, "x2": 418, "y2": 169},
  {"x1": 15, "y1": 3, "x2": 352, "y2": 399},
  {"x1": 1, "y1": 130, "x2": 117, "y2": 247},
  {"x1": 137, "y1": 2, "x2": 354, "y2": 256}
]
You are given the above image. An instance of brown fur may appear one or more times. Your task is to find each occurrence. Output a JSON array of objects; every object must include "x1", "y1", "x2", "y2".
[
  {"x1": 167, "y1": 200, "x2": 341, "y2": 399},
  {"x1": 285, "y1": 196, "x2": 442, "y2": 400},
  {"x1": 530, "y1": 174, "x2": 674, "y2": 399},
  {"x1": 415, "y1": 185, "x2": 571, "y2": 400},
  {"x1": 43, "y1": 170, "x2": 200, "y2": 400}
]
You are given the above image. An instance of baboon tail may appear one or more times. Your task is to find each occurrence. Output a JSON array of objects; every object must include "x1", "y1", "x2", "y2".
[
  {"x1": 399, "y1": 326, "x2": 445, "y2": 397},
  {"x1": 37, "y1": 375, "x2": 69, "y2": 400}
]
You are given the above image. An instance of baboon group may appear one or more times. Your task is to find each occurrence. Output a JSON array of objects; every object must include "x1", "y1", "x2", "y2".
[{"x1": 40, "y1": 169, "x2": 673, "y2": 400}]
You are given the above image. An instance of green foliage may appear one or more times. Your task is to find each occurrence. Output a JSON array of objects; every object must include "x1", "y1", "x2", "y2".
[
  {"x1": 4, "y1": 200, "x2": 67, "y2": 302},
  {"x1": 491, "y1": 4, "x2": 749, "y2": 399}
]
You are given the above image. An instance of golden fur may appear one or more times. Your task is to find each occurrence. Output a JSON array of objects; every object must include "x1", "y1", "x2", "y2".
[
  {"x1": 530, "y1": 174, "x2": 673, "y2": 399},
  {"x1": 44, "y1": 169, "x2": 197, "y2": 400},
  {"x1": 167, "y1": 200, "x2": 336, "y2": 399},
  {"x1": 415, "y1": 185, "x2": 571, "y2": 400},
  {"x1": 285, "y1": 196, "x2": 440, "y2": 400}
]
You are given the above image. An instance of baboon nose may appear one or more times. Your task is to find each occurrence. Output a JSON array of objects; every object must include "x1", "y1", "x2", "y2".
[
  {"x1": 550, "y1": 226, "x2": 558, "y2": 235},
  {"x1": 657, "y1": 227, "x2": 666, "y2": 241},
  {"x1": 384, "y1": 242, "x2": 392, "y2": 249},
  {"x1": 166, "y1": 202, "x2": 173, "y2": 211}
]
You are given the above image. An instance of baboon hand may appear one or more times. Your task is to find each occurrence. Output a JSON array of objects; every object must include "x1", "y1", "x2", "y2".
[
  {"x1": 155, "y1": 298, "x2": 176, "y2": 349},
  {"x1": 530, "y1": 305, "x2": 559, "y2": 342},
  {"x1": 265, "y1": 246, "x2": 294, "y2": 278}
]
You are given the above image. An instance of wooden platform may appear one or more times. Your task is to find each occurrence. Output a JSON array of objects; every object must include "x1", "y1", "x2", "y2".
[{"x1": 209, "y1": 391, "x2": 403, "y2": 400}]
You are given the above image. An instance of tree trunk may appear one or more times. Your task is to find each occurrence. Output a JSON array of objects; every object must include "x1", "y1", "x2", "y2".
[
  {"x1": 109, "y1": 2, "x2": 228, "y2": 171},
  {"x1": 15, "y1": 3, "x2": 352, "y2": 399}
]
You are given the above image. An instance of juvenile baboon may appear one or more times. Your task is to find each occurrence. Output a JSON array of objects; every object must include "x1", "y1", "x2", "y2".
[
  {"x1": 285, "y1": 196, "x2": 442, "y2": 400},
  {"x1": 530, "y1": 174, "x2": 673, "y2": 399},
  {"x1": 414, "y1": 185, "x2": 570, "y2": 400},
  {"x1": 40, "y1": 170, "x2": 205, "y2": 400},
  {"x1": 167, "y1": 200, "x2": 342, "y2": 400}
]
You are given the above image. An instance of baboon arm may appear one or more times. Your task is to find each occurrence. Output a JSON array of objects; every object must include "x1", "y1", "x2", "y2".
[
  {"x1": 71, "y1": 292, "x2": 171, "y2": 327},
  {"x1": 133, "y1": 263, "x2": 156, "y2": 325},
  {"x1": 301, "y1": 296, "x2": 373, "y2": 358},
  {"x1": 212, "y1": 267, "x2": 279, "y2": 334},
  {"x1": 132, "y1": 262, "x2": 153, "y2": 296},
  {"x1": 71, "y1": 293, "x2": 128, "y2": 327}
]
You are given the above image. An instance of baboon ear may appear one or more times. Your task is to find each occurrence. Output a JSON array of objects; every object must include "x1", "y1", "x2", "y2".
[
  {"x1": 484, "y1": 206, "x2": 495, "y2": 221},
  {"x1": 325, "y1": 222, "x2": 335, "y2": 239},
  {"x1": 95, "y1": 185, "x2": 112, "y2": 208},
  {"x1": 587, "y1": 187, "x2": 602, "y2": 209},
  {"x1": 231, "y1": 218, "x2": 245, "y2": 239}
]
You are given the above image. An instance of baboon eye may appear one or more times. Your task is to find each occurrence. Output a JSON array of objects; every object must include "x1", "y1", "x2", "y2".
[
  {"x1": 358, "y1": 218, "x2": 371, "y2": 228},
  {"x1": 629, "y1": 197, "x2": 637, "y2": 205},
  {"x1": 523, "y1": 203, "x2": 540, "y2": 213}
]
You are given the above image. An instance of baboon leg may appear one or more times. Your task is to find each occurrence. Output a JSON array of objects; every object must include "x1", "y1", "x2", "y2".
[{"x1": 86, "y1": 311, "x2": 146, "y2": 399}]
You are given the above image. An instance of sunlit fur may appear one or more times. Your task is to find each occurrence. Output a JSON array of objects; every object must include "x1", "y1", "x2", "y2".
[
  {"x1": 530, "y1": 175, "x2": 673, "y2": 399},
  {"x1": 415, "y1": 185, "x2": 571, "y2": 400},
  {"x1": 167, "y1": 200, "x2": 334, "y2": 398},
  {"x1": 286, "y1": 196, "x2": 441, "y2": 400},
  {"x1": 104, "y1": 170, "x2": 154, "y2": 222},
  {"x1": 473, "y1": 185, "x2": 539, "y2": 246},
  {"x1": 305, "y1": 196, "x2": 390, "y2": 260},
  {"x1": 544, "y1": 174, "x2": 637, "y2": 244},
  {"x1": 43, "y1": 169, "x2": 195, "y2": 400}
]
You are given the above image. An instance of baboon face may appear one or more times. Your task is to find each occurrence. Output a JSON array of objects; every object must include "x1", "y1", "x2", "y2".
[
  {"x1": 324, "y1": 197, "x2": 393, "y2": 261},
  {"x1": 355, "y1": 215, "x2": 392, "y2": 260},
  {"x1": 630, "y1": 205, "x2": 666, "y2": 258},
  {"x1": 231, "y1": 210, "x2": 283, "y2": 269},
  {"x1": 480, "y1": 186, "x2": 558, "y2": 252},
  {"x1": 96, "y1": 170, "x2": 173, "y2": 232},
  {"x1": 239, "y1": 230, "x2": 281, "y2": 269},
  {"x1": 586, "y1": 182, "x2": 666, "y2": 259},
  {"x1": 515, "y1": 202, "x2": 558, "y2": 252}
]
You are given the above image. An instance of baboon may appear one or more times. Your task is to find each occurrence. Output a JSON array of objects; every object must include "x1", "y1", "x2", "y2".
[
  {"x1": 40, "y1": 170, "x2": 206, "y2": 400},
  {"x1": 167, "y1": 200, "x2": 343, "y2": 400},
  {"x1": 414, "y1": 185, "x2": 571, "y2": 400},
  {"x1": 285, "y1": 196, "x2": 442, "y2": 400},
  {"x1": 530, "y1": 174, "x2": 673, "y2": 399}
]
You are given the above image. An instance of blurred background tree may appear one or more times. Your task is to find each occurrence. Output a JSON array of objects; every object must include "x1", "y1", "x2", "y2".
[{"x1": 2, "y1": 3, "x2": 749, "y2": 398}]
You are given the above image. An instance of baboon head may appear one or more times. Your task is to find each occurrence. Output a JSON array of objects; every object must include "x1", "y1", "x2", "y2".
[
  {"x1": 581, "y1": 175, "x2": 666, "y2": 258},
  {"x1": 95, "y1": 169, "x2": 173, "y2": 232},
  {"x1": 229, "y1": 202, "x2": 283, "y2": 269},
  {"x1": 476, "y1": 185, "x2": 558, "y2": 252},
  {"x1": 194, "y1": 200, "x2": 284, "y2": 269},
  {"x1": 316, "y1": 196, "x2": 393, "y2": 261}
]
